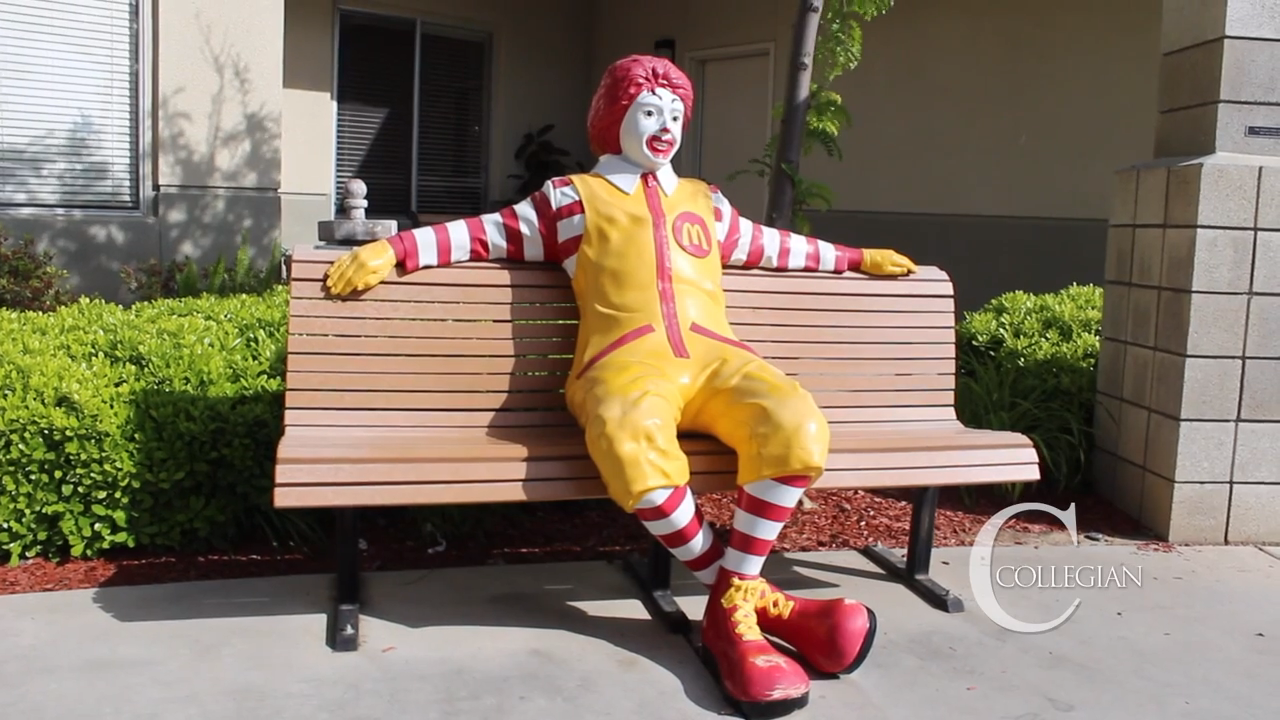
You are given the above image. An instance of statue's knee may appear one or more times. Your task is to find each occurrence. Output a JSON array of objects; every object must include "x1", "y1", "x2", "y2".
[
  {"x1": 584, "y1": 392, "x2": 676, "y2": 456},
  {"x1": 773, "y1": 392, "x2": 831, "y2": 459}
]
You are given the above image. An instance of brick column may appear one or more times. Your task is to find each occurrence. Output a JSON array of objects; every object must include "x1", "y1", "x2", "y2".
[{"x1": 1093, "y1": 0, "x2": 1280, "y2": 543}]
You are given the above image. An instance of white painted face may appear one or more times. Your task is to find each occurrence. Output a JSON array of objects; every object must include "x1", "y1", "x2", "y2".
[{"x1": 618, "y1": 88, "x2": 685, "y2": 171}]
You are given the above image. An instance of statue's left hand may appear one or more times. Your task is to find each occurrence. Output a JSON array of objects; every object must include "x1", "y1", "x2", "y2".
[
  {"x1": 859, "y1": 249, "x2": 918, "y2": 277},
  {"x1": 324, "y1": 239, "x2": 398, "y2": 296}
]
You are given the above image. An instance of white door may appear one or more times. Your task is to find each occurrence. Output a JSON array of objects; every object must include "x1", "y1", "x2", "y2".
[{"x1": 686, "y1": 48, "x2": 774, "y2": 220}]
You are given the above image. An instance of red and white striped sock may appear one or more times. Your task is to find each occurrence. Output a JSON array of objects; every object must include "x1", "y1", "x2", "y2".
[
  {"x1": 723, "y1": 475, "x2": 812, "y2": 578},
  {"x1": 634, "y1": 485, "x2": 724, "y2": 586}
]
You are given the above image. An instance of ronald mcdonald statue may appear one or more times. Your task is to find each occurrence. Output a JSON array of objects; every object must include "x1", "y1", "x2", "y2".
[{"x1": 325, "y1": 54, "x2": 917, "y2": 717}]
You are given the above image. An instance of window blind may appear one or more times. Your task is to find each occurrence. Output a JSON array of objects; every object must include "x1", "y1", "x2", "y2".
[
  {"x1": 0, "y1": 0, "x2": 140, "y2": 210},
  {"x1": 333, "y1": 13, "x2": 416, "y2": 217},
  {"x1": 334, "y1": 12, "x2": 490, "y2": 219},
  {"x1": 415, "y1": 32, "x2": 487, "y2": 215}
]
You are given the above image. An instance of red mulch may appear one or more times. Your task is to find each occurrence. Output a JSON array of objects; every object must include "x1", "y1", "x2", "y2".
[{"x1": 0, "y1": 486, "x2": 1153, "y2": 597}]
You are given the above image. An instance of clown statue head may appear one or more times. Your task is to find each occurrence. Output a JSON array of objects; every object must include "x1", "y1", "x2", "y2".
[{"x1": 586, "y1": 55, "x2": 695, "y2": 174}]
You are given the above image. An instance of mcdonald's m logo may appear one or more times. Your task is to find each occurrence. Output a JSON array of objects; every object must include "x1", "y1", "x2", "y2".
[{"x1": 672, "y1": 211, "x2": 713, "y2": 259}]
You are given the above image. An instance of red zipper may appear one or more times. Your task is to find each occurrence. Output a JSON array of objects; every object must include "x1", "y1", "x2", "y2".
[{"x1": 641, "y1": 173, "x2": 690, "y2": 359}]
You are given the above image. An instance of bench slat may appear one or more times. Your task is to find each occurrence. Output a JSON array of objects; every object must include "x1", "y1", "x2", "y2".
[
  {"x1": 283, "y1": 370, "x2": 953, "y2": 393},
  {"x1": 287, "y1": 251, "x2": 953, "y2": 288},
  {"x1": 289, "y1": 298, "x2": 580, "y2": 322},
  {"x1": 719, "y1": 272, "x2": 952, "y2": 296},
  {"x1": 282, "y1": 389, "x2": 955, "y2": 411},
  {"x1": 273, "y1": 462, "x2": 1041, "y2": 508},
  {"x1": 287, "y1": 355, "x2": 572, "y2": 374},
  {"x1": 733, "y1": 309, "x2": 954, "y2": 328},
  {"x1": 284, "y1": 408, "x2": 579, "y2": 428},
  {"x1": 280, "y1": 405, "x2": 957, "y2": 429},
  {"x1": 286, "y1": 316, "x2": 956, "y2": 344},
  {"x1": 287, "y1": 372, "x2": 572, "y2": 392},
  {"x1": 286, "y1": 335, "x2": 953, "y2": 360},
  {"x1": 284, "y1": 354, "x2": 957, "y2": 377},
  {"x1": 289, "y1": 316, "x2": 579, "y2": 340},
  {"x1": 289, "y1": 280, "x2": 956, "y2": 313},
  {"x1": 288, "y1": 335, "x2": 577, "y2": 356},
  {"x1": 285, "y1": 390, "x2": 570, "y2": 410},
  {"x1": 289, "y1": 258, "x2": 572, "y2": 287},
  {"x1": 277, "y1": 424, "x2": 1031, "y2": 462},
  {"x1": 724, "y1": 292, "x2": 954, "y2": 313},
  {"x1": 276, "y1": 446, "x2": 1034, "y2": 484},
  {"x1": 289, "y1": 298, "x2": 956, "y2": 329}
]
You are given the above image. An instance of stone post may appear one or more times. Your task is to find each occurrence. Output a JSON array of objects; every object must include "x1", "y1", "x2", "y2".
[
  {"x1": 317, "y1": 178, "x2": 399, "y2": 246},
  {"x1": 1093, "y1": 0, "x2": 1280, "y2": 543}
]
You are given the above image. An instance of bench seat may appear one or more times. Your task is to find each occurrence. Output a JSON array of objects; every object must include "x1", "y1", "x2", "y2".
[{"x1": 275, "y1": 423, "x2": 1038, "y2": 507}]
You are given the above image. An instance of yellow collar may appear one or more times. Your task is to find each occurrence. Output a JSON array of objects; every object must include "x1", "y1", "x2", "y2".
[{"x1": 591, "y1": 154, "x2": 680, "y2": 196}]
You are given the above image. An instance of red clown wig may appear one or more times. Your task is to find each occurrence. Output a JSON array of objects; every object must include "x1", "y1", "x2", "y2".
[{"x1": 586, "y1": 54, "x2": 696, "y2": 158}]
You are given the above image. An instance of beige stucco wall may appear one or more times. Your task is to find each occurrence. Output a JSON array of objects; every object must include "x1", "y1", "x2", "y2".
[
  {"x1": 589, "y1": 0, "x2": 1160, "y2": 221},
  {"x1": 156, "y1": 0, "x2": 284, "y2": 190},
  {"x1": 812, "y1": 0, "x2": 1161, "y2": 219},
  {"x1": 279, "y1": 0, "x2": 596, "y2": 248},
  {"x1": 154, "y1": 0, "x2": 285, "y2": 264}
]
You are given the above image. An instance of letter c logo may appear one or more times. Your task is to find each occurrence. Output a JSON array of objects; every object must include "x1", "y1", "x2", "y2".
[
  {"x1": 969, "y1": 502, "x2": 1082, "y2": 634},
  {"x1": 672, "y1": 212, "x2": 712, "y2": 259}
]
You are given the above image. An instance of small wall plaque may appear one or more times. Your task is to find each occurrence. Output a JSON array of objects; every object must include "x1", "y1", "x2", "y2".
[{"x1": 1245, "y1": 125, "x2": 1280, "y2": 138}]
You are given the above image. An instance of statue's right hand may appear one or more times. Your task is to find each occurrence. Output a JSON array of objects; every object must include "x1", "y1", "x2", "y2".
[{"x1": 324, "y1": 239, "x2": 398, "y2": 296}]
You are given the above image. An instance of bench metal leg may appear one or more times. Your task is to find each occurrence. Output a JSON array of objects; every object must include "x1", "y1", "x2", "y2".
[
  {"x1": 621, "y1": 538, "x2": 693, "y2": 636},
  {"x1": 327, "y1": 507, "x2": 362, "y2": 652},
  {"x1": 861, "y1": 487, "x2": 965, "y2": 613}
]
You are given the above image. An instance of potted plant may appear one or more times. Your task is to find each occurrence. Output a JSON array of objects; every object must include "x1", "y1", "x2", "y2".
[{"x1": 505, "y1": 124, "x2": 586, "y2": 203}]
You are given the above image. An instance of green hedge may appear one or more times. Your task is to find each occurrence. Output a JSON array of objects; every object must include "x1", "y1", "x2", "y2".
[
  {"x1": 955, "y1": 284, "x2": 1103, "y2": 497},
  {"x1": 0, "y1": 288, "x2": 290, "y2": 563}
]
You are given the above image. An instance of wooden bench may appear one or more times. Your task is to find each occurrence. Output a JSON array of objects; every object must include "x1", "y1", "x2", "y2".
[{"x1": 275, "y1": 244, "x2": 1042, "y2": 652}]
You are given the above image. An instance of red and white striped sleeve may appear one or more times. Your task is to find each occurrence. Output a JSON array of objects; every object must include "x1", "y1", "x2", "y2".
[
  {"x1": 709, "y1": 185, "x2": 863, "y2": 274},
  {"x1": 384, "y1": 178, "x2": 585, "y2": 273}
]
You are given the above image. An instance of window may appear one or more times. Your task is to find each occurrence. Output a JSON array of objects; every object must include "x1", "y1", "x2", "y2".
[
  {"x1": 334, "y1": 11, "x2": 490, "y2": 219},
  {"x1": 0, "y1": 0, "x2": 141, "y2": 211}
]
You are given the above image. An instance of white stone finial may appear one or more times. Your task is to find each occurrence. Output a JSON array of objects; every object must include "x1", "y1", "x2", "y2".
[
  {"x1": 318, "y1": 176, "x2": 396, "y2": 243},
  {"x1": 343, "y1": 178, "x2": 369, "y2": 220}
]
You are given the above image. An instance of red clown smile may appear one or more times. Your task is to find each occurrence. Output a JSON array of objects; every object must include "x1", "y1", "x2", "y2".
[{"x1": 646, "y1": 134, "x2": 675, "y2": 157}]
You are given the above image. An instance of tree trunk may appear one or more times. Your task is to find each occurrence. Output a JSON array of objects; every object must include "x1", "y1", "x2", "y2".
[{"x1": 765, "y1": 0, "x2": 825, "y2": 229}]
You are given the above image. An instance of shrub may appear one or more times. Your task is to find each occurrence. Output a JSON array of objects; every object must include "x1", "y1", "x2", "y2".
[
  {"x1": 0, "y1": 288, "x2": 292, "y2": 563},
  {"x1": 120, "y1": 236, "x2": 284, "y2": 302},
  {"x1": 955, "y1": 284, "x2": 1104, "y2": 498},
  {"x1": 0, "y1": 226, "x2": 74, "y2": 312}
]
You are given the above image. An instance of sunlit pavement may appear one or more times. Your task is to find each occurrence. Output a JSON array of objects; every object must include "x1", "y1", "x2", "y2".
[{"x1": 1, "y1": 544, "x2": 1276, "y2": 719}]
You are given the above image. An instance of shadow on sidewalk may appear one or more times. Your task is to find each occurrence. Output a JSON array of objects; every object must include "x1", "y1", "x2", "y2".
[{"x1": 88, "y1": 554, "x2": 879, "y2": 713}]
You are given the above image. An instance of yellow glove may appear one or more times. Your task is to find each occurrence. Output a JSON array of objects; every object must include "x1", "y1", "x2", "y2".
[
  {"x1": 324, "y1": 239, "x2": 398, "y2": 296},
  {"x1": 859, "y1": 248, "x2": 918, "y2": 277}
]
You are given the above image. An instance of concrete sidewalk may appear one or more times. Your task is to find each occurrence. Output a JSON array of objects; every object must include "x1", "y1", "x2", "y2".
[{"x1": 1, "y1": 544, "x2": 1277, "y2": 719}]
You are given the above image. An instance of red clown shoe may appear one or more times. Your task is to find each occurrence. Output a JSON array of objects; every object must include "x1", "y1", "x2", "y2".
[
  {"x1": 751, "y1": 580, "x2": 878, "y2": 676},
  {"x1": 700, "y1": 570, "x2": 811, "y2": 718}
]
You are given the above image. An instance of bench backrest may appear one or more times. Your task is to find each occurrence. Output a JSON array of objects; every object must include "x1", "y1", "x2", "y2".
[{"x1": 283, "y1": 245, "x2": 959, "y2": 432}]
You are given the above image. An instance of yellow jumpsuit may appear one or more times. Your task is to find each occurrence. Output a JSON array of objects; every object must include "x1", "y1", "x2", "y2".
[{"x1": 564, "y1": 172, "x2": 830, "y2": 512}]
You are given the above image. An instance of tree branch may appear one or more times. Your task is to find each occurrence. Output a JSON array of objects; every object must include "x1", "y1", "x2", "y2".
[{"x1": 765, "y1": 0, "x2": 824, "y2": 229}]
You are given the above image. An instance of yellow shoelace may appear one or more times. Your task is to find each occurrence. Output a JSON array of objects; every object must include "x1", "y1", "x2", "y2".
[
  {"x1": 719, "y1": 576, "x2": 796, "y2": 641},
  {"x1": 756, "y1": 584, "x2": 796, "y2": 620}
]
